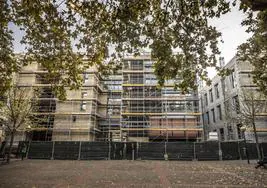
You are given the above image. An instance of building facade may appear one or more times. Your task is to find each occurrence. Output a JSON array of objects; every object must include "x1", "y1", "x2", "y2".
[
  {"x1": 16, "y1": 62, "x2": 107, "y2": 142},
  {"x1": 119, "y1": 55, "x2": 202, "y2": 142},
  {"x1": 200, "y1": 56, "x2": 267, "y2": 142},
  {"x1": 13, "y1": 54, "x2": 203, "y2": 142}
]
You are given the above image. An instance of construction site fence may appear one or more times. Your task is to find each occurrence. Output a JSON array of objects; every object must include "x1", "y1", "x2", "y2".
[{"x1": 15, "y1": 141, "x2": 267, "y2": 161}]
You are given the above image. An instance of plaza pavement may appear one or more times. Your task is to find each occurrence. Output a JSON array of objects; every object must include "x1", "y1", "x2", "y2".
[{"x1": 0, "y1": 160, "x2": 266, "y2": 188}]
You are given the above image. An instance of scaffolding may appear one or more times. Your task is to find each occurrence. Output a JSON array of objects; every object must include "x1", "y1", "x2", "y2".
[
  {"x1": 17, "y1": 56, "x2": 203, "y2": 142},
  {"x1": 18, "y1": 64, "x2": 107, "y2": 141},
  {"x1": 121, "y1": 56, "x2": 203, "y2": 142}
]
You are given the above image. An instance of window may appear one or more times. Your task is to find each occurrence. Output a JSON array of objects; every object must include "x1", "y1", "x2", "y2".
[
  {"x1": 209, "y1": 89, "x2": 213, "y2": 103},
  {"x1": 83, "y1": 73, "x2": 89, "y2": 83},
  {"x1": 229, "y1": 70, "x2": 235, "y2": 88},
  {"x1": 217, "y1": 105, "x2": 222, "y2": 120},
  {"x1": 130, "y1": 60, "x2": 143, "y2": 70},
  {"x1": 206, "y1": 111, "x2": 210, "y2": 124},
  {"x1": 214, "y1": 83, "x2": 219, "y2": 99},
  {"x1": 72, "y1": 115, "x2": 76, "y2": 122},
  {"x1": 80, "y1": 102, "x2": 87, "y2": 111},
  {"x1": 204, "y1": 93, "x2": 208, "y2": 106},
  {"x1": 81, "y1": 91, "x2": 88, "y2": 98},
  {"x1": 220, "y1": 128, "x2": 225, "y2": 141},
  {"x1": 237, "y1": 124, "x2": 242, "y2": 139},
  {"x1": 232, "y1": 95, "x2": 240, "y2": 114},
  {"x1": 227, "y1": 126, "x2": 234, "y2": 140},
  {"x1": 211, "y1": 108, "x2": 215, "y2": 123},
  {"x1": 81, "y1": 91, "x2": 88, "y2": 111}
]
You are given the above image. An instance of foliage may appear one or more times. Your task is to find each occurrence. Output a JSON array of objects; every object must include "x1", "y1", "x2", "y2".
[
  {"x1": 224, "y1": 89, "x2": 266, "y2": 159},
  {"x1": 225, "y1": 89, "x2": 266, "y2": 124},
  {"x1": 237, "y1": 9, "x2": 267, "y2": 95},
  {"x1": 1, "y1": 0, "x2": 263, "y2": 98},
  {"x1": 0, "y1": 1, "x2": 19, "y2": 96},
  {"x1": 0, "y1": 85, "x2": 38, "y2": 163}
]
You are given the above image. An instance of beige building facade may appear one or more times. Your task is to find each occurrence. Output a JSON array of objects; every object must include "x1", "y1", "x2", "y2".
[
  {"x1": 17, "y1": 62, "x2": 107, "y2": 141},
  {"x1": 13, "y1": 54, "x2": 203, "y2": 142}
]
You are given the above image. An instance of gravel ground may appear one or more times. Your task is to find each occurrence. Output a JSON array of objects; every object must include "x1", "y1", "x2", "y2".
[{"x1": 0, "y1": 160, "x2": 266, "y2": 188}]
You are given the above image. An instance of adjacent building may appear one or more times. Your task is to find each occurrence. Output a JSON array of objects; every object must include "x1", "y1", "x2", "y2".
[{"x1": 200, "y1": 56, "x2": 267, "y2": 142}]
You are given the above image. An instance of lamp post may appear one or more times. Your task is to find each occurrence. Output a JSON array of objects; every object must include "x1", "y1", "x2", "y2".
[
  {"x1": 108, "y1": 108, "x2": 112, "y2": 160},
  {"x1": 25, "y1": 125, "x2": 32, "y2": 141},
  {"x1": 241, "y1": 126, "x2": 250, "y2": 164}
]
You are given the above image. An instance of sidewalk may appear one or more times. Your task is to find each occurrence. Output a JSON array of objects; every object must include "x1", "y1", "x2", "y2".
[{"x1": 0, "y1": 160, "x2": 266, "y2": 188}]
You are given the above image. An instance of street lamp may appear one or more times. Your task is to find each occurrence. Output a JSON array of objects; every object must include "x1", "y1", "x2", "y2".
[
  {"x1": 240, "y1": 126, "x2": 250, "y2": 164},
  {"x1": 25, "y1": 125, "x2": 32, "y2": 141},
  {"x1": 108, "y1": 108, "x2": 113, "y2": 160}
]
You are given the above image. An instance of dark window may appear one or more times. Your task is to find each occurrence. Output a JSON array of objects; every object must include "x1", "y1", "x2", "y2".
[
  {"x1": 209, "y1": 89, "x2": 213, "y2": 103},
  {"x1": 227, "y1": 126, "x2": 233, "y2": 140},
  {"x1": 237, "y1": 124, "x2": 242, "y2": 139},
  {"x1": 211, "y1": 108, "x2": 215, "y2": 123},
  {"x1": 215, "y1": 83, "x2": 219, "y2": 99},
  {"x1": 130, "y1": 60, "x2": 143, "y2": 70},
  {"x1": 232, "y1": 95, "x2": 240, "y2": 114},
  {"x1": 204, "y1": 93, "x2": 208, "y2": 106},
  {"x1": 220, "y1": 128, "x2": 225, "y2": 141},
  {"x1": 217, "y1": 105, "x2": 222, "y2": 120},
  {"x1": 72, "y1": 116, "x2": 76, "y2": 122},
  {"x1": 206, "y1": 111, "x2": 210, "y2": 124}
]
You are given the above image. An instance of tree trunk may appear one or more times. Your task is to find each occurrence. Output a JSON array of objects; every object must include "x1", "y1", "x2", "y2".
[
  {"x1": 7, "y1": 131, "x2": 15, "y2": 163},
  {"x1": 252, "y1": 121, "x2": 261, "y2": 160}
]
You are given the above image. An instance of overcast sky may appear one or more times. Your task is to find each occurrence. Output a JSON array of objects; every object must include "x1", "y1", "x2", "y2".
[
  {"x1": 207, "y1": 5, "x2": 252, "y2": 78},
  {"x1": 11, "y1": 4, "x2": 251, "y2": 79}
]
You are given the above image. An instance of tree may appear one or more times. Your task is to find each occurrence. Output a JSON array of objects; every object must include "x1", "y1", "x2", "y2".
[
  {"x1": 0, "y1": 85, "x2": 38, "y2": 163},
  {"x1": 225, "y1": 89, "x2": 267, "y2": 160},
  {"x1": 237, "y1": 9, "x2": 267, "y2": 96},
  {"x1": 0, "y1": 1, "x2": 20, "y2": 96},
  {"x1": 0, "y1": 0, "x2": 247, "y2": 98},
  {"x1": 0, "y1": 0, "x2": 265, "y2": 98}
]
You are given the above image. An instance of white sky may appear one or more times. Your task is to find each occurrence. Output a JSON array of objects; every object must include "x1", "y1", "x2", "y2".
[
  {"x1": 207, "y1": 5, "x2": 252, "y2": 78},
  {"x1": 11, "y1": 4, "x2": 251, "y2": 79}
]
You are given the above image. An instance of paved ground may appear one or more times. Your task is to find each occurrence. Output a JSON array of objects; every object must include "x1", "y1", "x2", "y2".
[{"x1": 0, "y1": 160, "x2": 266, "y2": 188}]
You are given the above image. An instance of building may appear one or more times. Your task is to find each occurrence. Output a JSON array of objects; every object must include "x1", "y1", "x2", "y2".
[
  {"x1": 13, "y1": 54, "x2": 202, "y2": 142},
  {"x1": 200, "y1": 56, "x2": 267, "y2": 142},
  {"x1": 120, "y1": 54, "x2": 202, "y2": 142},
  {"x1": 16, "y1": 62, "x2": 107, "y2": 142}
]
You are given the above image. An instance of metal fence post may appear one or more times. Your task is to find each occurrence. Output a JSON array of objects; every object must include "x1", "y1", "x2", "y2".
[
  {"x1": 260, "y1": 143, "x2": 264, "y2": 159},
  {"x1": 132, "y1": 143, "x2": 135, "y2": 160},
  {"x1": 136, "y1": 142, "x2": 139, "y2": 159},
  {"x1": 78, "y1": 141, "x2": 82, "y2": 160},
  {"x1": 237, "y1": 141, "x2": 242, "y2": 160},
  {"x1": 108, "y1": 140, "x2": 111, "y2": 160},
  {"x1": 193, "y1": 142, "x2": 196, "y2": 160},
  {"x1": 218, "y1": 141, "x2": 222, "y2": 161},
  {"x1": 51, "y1": 141, "x2": 55, "y2": 160},
  {"x1": 26, "y1": 141, "x2": 31, "y2": 159},
  {"x1": 164, "y1": 142, "x2": 168, "y2": 160},
  {"x1": 123, "y1": 142, "x2": 126, "y2": 160}
]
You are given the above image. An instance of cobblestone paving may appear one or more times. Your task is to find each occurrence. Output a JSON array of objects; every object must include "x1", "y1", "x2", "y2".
[{"x1": 0, "y1": 160, "x2": 266, "y2": 188}]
